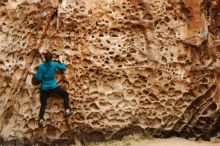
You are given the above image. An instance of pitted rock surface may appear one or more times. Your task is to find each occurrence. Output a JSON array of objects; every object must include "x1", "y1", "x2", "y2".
[{"x1": 0, "y1": 0, "x2": 220, "y2": 144}]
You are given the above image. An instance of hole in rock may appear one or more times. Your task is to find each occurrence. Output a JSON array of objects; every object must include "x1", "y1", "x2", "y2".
[
  {"x1": 148, "y1": 93, "x2": 159, "y2": 101},
  {"x1": 64, "y1": 45, "x2": 70, "y2": 49},
  {"x1": 175, "y1": 99, "x2": 184, "y2": 106},
  {"x1": 89, "y1": 103, "x2": 99, "y2": 110},
  {"x1": 106, "y1": 40, "x2": 111, "y2": 44},
  {"x1": 202, "y1": 102, "x2": 217, "y2": 115},
  {"x1": 99, "y1": 34, "x2": 104, "y2": 37},
  {"x1": 118, "y1": 65, "x2": 122, "y2": 68},
  {"x1": 46, "y1": 125, "x2": 61, "y2": 138},
  {"x1": 143, "y1": 12, "x2": 153, "y2": 20}
]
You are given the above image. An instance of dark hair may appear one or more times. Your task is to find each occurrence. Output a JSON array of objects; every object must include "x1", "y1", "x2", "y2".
[{"x1": 44, "y1": 52, "x2": 52, "y2": 62}]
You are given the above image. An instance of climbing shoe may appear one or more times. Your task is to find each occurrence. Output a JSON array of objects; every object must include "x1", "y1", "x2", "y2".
[
  {"x1": 65, "y1": 109, "x2": 75, "y2": 117},
  {"x1": 38, "y1": 119, "x2": 45, "y2": 127}
]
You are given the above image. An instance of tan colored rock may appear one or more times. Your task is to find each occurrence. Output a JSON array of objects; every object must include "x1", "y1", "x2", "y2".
[{"x1": 0, "y1": 0, "x2": 220, "y2": 145}]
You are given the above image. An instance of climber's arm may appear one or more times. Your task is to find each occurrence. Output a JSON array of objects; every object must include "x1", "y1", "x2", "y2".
[
  {"x1": 55, "y1": 62, "x2": 67, "y2": 71},
  {"x1": 34, "y1": 66, "x2": 43, "y2": 81}
]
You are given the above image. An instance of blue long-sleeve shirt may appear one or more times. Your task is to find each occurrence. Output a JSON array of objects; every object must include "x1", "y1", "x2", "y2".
[{"x1": 34, "y1": 61, "x2": 67, "y2": 90}]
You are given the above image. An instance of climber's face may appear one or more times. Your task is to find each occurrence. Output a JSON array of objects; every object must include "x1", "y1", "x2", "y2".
[{"x1": 44, "y1": 52, "x2": 52, "y2": 62}]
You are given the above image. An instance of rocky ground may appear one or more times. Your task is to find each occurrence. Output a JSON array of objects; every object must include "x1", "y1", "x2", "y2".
[{"x1": 88, "y1": 135, "x2": 220, "y2": 146}]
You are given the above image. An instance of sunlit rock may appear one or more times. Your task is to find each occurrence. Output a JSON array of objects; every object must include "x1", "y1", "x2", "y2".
[{"x1": 0, "y1": 0, "x2": 220, "y2": 145}]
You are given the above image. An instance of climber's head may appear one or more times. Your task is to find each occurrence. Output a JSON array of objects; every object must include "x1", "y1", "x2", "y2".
[{"x1": 44, "y1": 52, "x2": 52, "y2": 62}]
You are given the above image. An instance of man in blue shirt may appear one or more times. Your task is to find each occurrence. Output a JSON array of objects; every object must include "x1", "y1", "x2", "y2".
[{"x1": 33, "y1": 52, "x2": 74, "y2": 127}]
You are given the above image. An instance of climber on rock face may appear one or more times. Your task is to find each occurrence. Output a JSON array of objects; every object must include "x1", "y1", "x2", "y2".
[{"x1": 32, "y1": 51, "x2": 74, "y2": 127}]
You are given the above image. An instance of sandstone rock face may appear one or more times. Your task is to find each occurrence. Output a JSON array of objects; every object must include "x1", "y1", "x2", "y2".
[{"x1": 0, "y1": 0, "x2": 220, "y2": 145}]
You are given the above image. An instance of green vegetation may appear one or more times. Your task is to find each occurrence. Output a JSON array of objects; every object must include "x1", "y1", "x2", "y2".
[
  {"x1": 88, "y1": 132, "x2": 154, "y2": 146},
  {"x1": 141, "y1": 129, "x2": 154, "y2": 140}
]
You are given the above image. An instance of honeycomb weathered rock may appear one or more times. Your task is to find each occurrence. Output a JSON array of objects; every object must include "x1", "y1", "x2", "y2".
[{"x1": 0, "y1": 0, "x2": 220, "y2": 145}]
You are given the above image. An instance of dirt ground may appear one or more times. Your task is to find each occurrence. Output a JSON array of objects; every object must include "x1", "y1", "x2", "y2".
[{"x1": 88, "y1": 135, "x2": 220, "y2": 146}]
